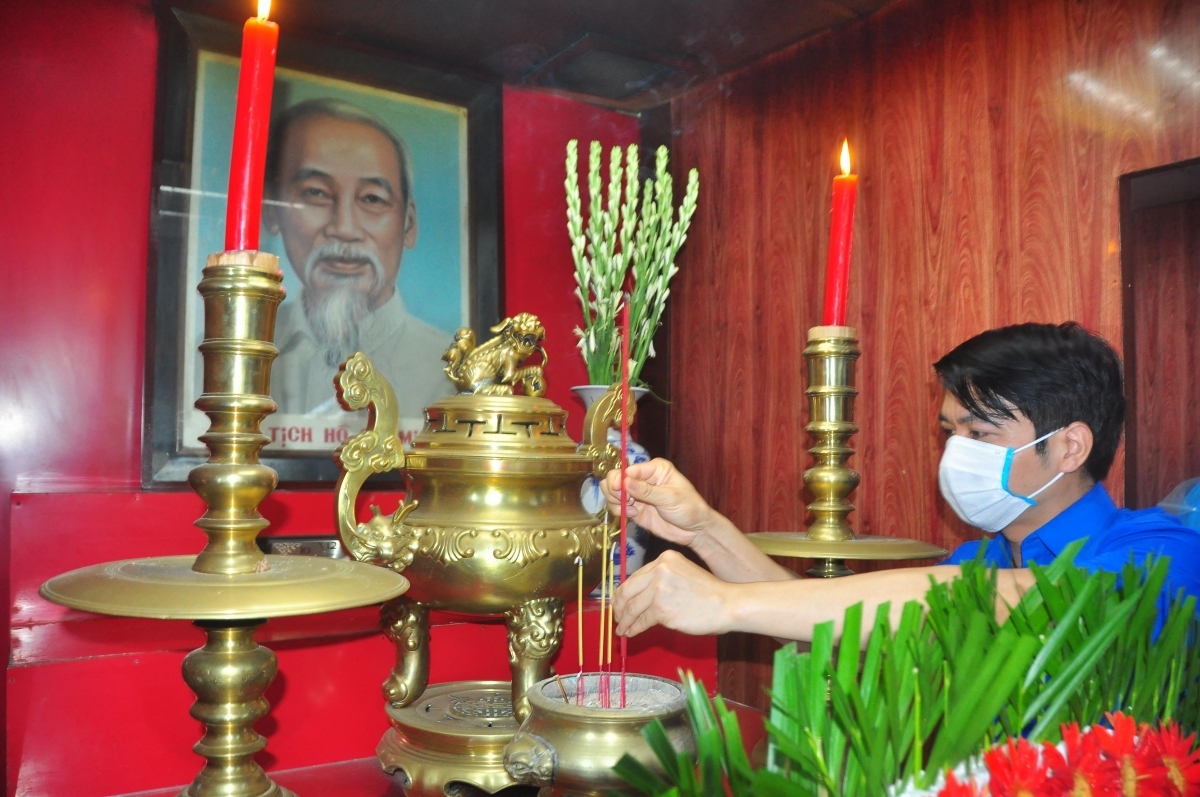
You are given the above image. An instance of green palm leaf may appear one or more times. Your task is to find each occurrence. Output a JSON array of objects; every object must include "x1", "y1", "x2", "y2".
[{"x1": 617, "y1": 546, "x2": 1200, "y2": 797}]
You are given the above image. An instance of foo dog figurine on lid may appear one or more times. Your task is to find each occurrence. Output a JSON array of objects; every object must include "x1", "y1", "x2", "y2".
[{"x1": 333, "y1": 313, "x2": 631, "y2": 793}]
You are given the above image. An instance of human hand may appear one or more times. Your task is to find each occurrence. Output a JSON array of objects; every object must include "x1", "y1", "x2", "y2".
[
  {"x1": 611, "y1": 550, "x2": 734, "y2": 638},
  {"x1": 600, "y1": 458, "x2": 712, "y2": 549}
]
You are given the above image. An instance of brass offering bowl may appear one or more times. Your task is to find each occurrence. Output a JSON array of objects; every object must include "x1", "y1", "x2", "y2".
[
  {"x1": 504, "y1": 674, "x2": 695, "y2": 796},
  {"x1": 334, "y1": 314, "x2": 632, "y2": 725}
]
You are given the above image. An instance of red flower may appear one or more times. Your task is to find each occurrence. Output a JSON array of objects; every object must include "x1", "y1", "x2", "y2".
[
  {"x1": 1043, "y1": 725, "x2": 1120, "y2": 797},
  {"x1": 1144, "y1": 724, "x2": 1200, "y2": 797},
  {"x1": 987, "y1": 737, "x2": 1066, "y2": 797},
  {"x1": 939, "y1": 771, "x2": 986, "y2": 797},
  {"x1": 1093, "y1": 713, "x2": 1171, "y2": 797}
]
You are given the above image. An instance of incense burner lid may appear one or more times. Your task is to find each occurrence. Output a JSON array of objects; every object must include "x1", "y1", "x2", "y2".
[{"x1": 410, "y1": 393, "x2": 582, "y2": 462}]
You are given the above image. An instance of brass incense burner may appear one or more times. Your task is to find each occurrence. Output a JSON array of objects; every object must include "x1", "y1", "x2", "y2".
[
  {"x1": 333, "y1": 314, "x2": 632, "y2": 794},
  {"x1": 504, "y1": 674, "x2": 695, "y2": 797}
]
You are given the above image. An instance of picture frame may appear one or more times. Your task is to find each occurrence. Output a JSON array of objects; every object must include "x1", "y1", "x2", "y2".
[{"x1": 144, "y1": 7, "x2": 502, "y2": 485}]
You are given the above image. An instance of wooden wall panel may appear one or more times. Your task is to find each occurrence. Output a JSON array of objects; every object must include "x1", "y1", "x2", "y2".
[
  {"x1": 668, "y1": 0, "x2": 1200, "y2": 705},
  {"x1": 1129, "y1": 198, "x2": 1200, "y2": 508}
]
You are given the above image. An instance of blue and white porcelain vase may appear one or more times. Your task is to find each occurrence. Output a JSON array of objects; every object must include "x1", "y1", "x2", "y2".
[{"x1": 572, "y1": 385, "x2": 650, "y2": 590}]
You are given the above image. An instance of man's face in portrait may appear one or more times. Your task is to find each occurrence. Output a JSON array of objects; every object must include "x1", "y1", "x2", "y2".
[{"x1": 266, "y1": 113, "x2": 417, "y2": 362}]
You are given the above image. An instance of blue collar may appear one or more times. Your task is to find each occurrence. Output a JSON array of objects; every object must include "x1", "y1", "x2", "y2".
[{"x1": 1008, "y1": 483, "x2": 1116, "y2": 565}]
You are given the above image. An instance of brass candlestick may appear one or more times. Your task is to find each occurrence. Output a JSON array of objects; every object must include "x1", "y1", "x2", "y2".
[
  {"x1": 40, "y1": 250, "x2": 409, "y2": 797},
  {"x1": 748, "y1": 325, "x2": 946, "y2": 576}
]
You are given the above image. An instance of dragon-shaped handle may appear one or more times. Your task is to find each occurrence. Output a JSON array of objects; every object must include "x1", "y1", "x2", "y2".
[
  {"x1": 578, "y1": 383, "x2": 637, "y2": 481},
  {"x1": 334, "y1": 352, "x2": 420, "y2": 573}
]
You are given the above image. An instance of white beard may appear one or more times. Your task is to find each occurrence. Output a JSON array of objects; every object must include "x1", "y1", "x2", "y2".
[
  {"x1": 300, "y1": 241, "x2": 386, "y2": 368},
  {"x1": 303, "y1": 277, "x2": 372, "y2": 368}
]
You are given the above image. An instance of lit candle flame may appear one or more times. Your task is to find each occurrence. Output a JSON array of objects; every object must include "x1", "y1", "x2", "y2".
[
  {"x1": 257, "y1": 0, "x2": 271, "y2": 20},
  {"x1": 840, "y1": 139, "x2": 852, "y2": 175}
]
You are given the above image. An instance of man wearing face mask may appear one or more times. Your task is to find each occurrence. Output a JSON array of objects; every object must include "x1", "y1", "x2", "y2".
[{"x1": 601, "y1": 322, "x2": 1200, "y2": 642}]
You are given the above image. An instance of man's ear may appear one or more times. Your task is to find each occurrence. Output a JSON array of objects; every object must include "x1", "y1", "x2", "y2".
[
  {"x1": 1059, "y1": 421, "x2": 1093, "y2": 475},
  {"x1": 403, "y1": 199, "x2": 418, "y2": 249}
]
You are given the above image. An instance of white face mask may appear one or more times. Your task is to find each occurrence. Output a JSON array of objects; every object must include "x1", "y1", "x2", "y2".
[{"x1": 938, "y1": 428, "x2": 1065, "y2": 533}]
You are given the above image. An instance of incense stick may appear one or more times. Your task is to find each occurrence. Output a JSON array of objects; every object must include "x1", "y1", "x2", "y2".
[
  {"x1": 597, "y1": 516, "x2": 609, "y2": 707},
  {"x1": 597, "y1": 517, "x2": 608, "y2": 673},
  {"x1": 575, "y1": 555, "x2": 584, "y2": 705},
  {"x1": 618, "y1": 296, "x2": 631, "y2": 708},
  {"x1": 602, "y1": 540, "x2": 617, "y2": 707}
]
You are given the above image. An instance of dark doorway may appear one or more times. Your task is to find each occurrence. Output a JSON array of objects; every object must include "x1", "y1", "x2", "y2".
[{"x1": 1120, "y1": 158, "x2": 1200, "y2": 508}]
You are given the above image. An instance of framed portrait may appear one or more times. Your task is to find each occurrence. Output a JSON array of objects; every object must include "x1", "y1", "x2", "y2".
[{"x1": 145, "y1": 8, "x2": 502, "y2": 484}]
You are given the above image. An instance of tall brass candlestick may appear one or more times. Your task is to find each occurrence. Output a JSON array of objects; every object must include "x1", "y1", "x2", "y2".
[
  {"x1": 802, "y1": 325, "x2": 861, "y2": 577},
  {"x1": 747, "y1": 325, "x2": 947, "y2": 575},
  {"x1": 41, "y1": 251, "x2": 408, "y2": 797}
]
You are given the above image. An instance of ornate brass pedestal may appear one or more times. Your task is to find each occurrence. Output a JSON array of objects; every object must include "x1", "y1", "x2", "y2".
[
  {"x1": 39, "y1": 251, "x2": 408, "y2": 797},
  {"x1": 376, "y1": 681, "x2": 521, "y2": 795},
  {"x1": 747, "y1": 325, "x2": 946, "y2": 575},
  {"x1": 333, "y1": 315, "x2": 630, "y2": 796}
]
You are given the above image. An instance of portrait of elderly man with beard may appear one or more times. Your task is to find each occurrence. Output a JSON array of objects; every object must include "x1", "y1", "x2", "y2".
[{"x1": 263, "y1": 97, "x2": 454, "y2": 416}]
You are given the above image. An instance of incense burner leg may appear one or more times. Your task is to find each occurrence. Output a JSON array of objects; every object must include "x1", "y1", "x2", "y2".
[
  {"x1": 505, "y1": 597, "x2": 564, "y2": 722},
  {"x1": 180, "y1": 620, "x2": 292, "y2": 797},
  {"x1": 381, "y1": 597, "x2": 430, "y2": 707}
]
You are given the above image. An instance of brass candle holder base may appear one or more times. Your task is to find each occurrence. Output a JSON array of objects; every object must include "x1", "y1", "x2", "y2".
[
  {"x1": 41, "y1": 560, "x2": 406, "y2": 797},
  {"x1": 749, "y1": 326, "x2": 945, "y2": 576},
  {"x1": 181, "y1": 620, "x2": 292, "y2": 797},
  {"x1": 39, "y1": 555, "x2": 406, "y2": 620},
  {"x1": 39, "y1": 251, "x2": 409, "y2": 797},
  {"x1": 376, "y1": 681, "x2": 522, "y2": 797},
  {"x1": 747, "y1": 533, "x2": 948, "y2": 576}
]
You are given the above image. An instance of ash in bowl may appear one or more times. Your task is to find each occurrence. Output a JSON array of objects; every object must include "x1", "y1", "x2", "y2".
[{"x1": 539, "y1": 673, "x2": 684, "y2": 713}]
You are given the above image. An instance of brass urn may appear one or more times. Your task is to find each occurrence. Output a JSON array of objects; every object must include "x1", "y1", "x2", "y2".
[
  {"x1": 334, "y1": 313, "x2": 631, "y2": 737},
  {"x1": 504, "y1": 673, "x2": 695, "y2": 797}
]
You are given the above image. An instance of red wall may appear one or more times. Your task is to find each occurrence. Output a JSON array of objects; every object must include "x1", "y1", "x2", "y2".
[
  {"x1": 502, "y1": 87, "x2": 642, "y2": 436},
  {"x1": 0, "y1": 4, "x2": 711, "y2": 795},
  {"x1": 1, "y1": 1, "x2": 155, "y2": 790}
]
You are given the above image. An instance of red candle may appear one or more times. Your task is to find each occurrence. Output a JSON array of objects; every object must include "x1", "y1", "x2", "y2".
[
  {"x1": 821, "y1": 140, "x2": 858, "y2": 327},
  {"x1": 224, "y1": 0, "x2": 279, "y2": 252}
]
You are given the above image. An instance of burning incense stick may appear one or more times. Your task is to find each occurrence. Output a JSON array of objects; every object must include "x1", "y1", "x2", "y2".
[{"x1": 618, "y1": 297, "x2": 631, "y2": 708}]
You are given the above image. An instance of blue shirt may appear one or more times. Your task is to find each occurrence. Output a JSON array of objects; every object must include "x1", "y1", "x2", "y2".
[{"x1": 941, "y1": 484, "x2": 1200, "y2": 609}]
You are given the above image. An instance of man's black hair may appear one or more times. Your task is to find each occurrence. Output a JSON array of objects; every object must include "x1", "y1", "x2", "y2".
[{"x1": 933, "y1": 322, "x2": 1125, "y2": 483}]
